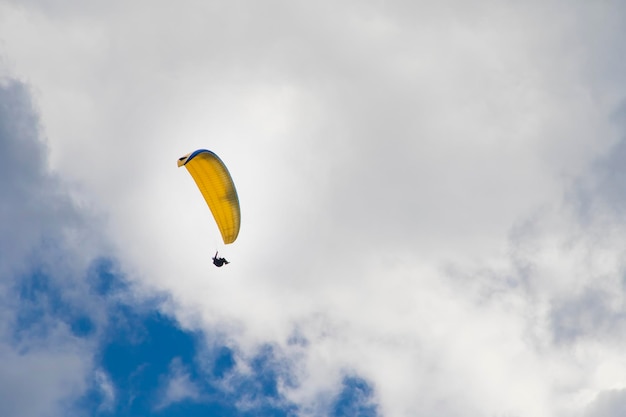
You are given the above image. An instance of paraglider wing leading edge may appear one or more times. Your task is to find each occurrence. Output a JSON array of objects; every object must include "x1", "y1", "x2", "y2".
[{"x1": 178, "y1": 149, "x2": 240, "y2": 244}]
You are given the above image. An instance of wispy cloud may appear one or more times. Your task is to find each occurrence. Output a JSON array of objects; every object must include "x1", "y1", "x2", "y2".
[
  {"x1": 94, "y1": 369, "x2": 116, "y2": 412},
  {"x1": 154, "y1": 358, "x2": 201, "y2": 410}
]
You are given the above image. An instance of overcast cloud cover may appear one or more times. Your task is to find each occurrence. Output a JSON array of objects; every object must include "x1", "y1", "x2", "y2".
[{"x1": 2, "y1": 0, "x2": 626, "y2": 416}]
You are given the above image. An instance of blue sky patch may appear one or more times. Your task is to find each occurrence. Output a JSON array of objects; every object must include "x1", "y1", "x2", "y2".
[
  {"x1": 73, "y1": 260, "x2": 304, "y2": 417},
  {"x1": 332, "y1": 376, "x2": 379, "y2": 417}
]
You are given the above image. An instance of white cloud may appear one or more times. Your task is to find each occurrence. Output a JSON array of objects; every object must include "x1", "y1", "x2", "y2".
[
  {"x1": 584, "y1": 389, "x2": 626, "y2": 417},
  {"x1": 3, "y1": 1, "x2": 626, "y2": 416},
  {"x1": 0, "y1": 341, "x2": 90, "y2": 417},
  {"x1": 155, "y1": 358, "x2": 200, "y2": 410},
  {"x1": 94, "y1": 369, "x2": 115, "y2": 412},
  {"x1": 0, "y1": 79, "x2": 107, "y2": 417}
]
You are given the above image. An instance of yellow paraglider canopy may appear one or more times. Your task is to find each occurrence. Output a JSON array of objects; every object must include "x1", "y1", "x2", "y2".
[{"x1": 178, "y1": 149, "x2": 240, "y2": 244}]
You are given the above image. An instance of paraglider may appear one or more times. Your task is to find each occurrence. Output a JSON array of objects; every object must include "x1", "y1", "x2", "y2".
[
  {"x1": 178, "y1": 149, "x2": 240, "y2": 266},
  {"x1": 212, "y1": 251, "x2": 229, "y2": 267}
]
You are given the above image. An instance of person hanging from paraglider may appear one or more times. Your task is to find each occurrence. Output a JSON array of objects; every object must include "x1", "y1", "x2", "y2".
[{"x1": 212, "y1": 251, "x2": 230, "y2": 267}]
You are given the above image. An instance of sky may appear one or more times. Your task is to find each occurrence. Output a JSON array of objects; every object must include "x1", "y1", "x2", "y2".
[{"x1": 2, "y1": 1, "x2": 626, "y2": 416}]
